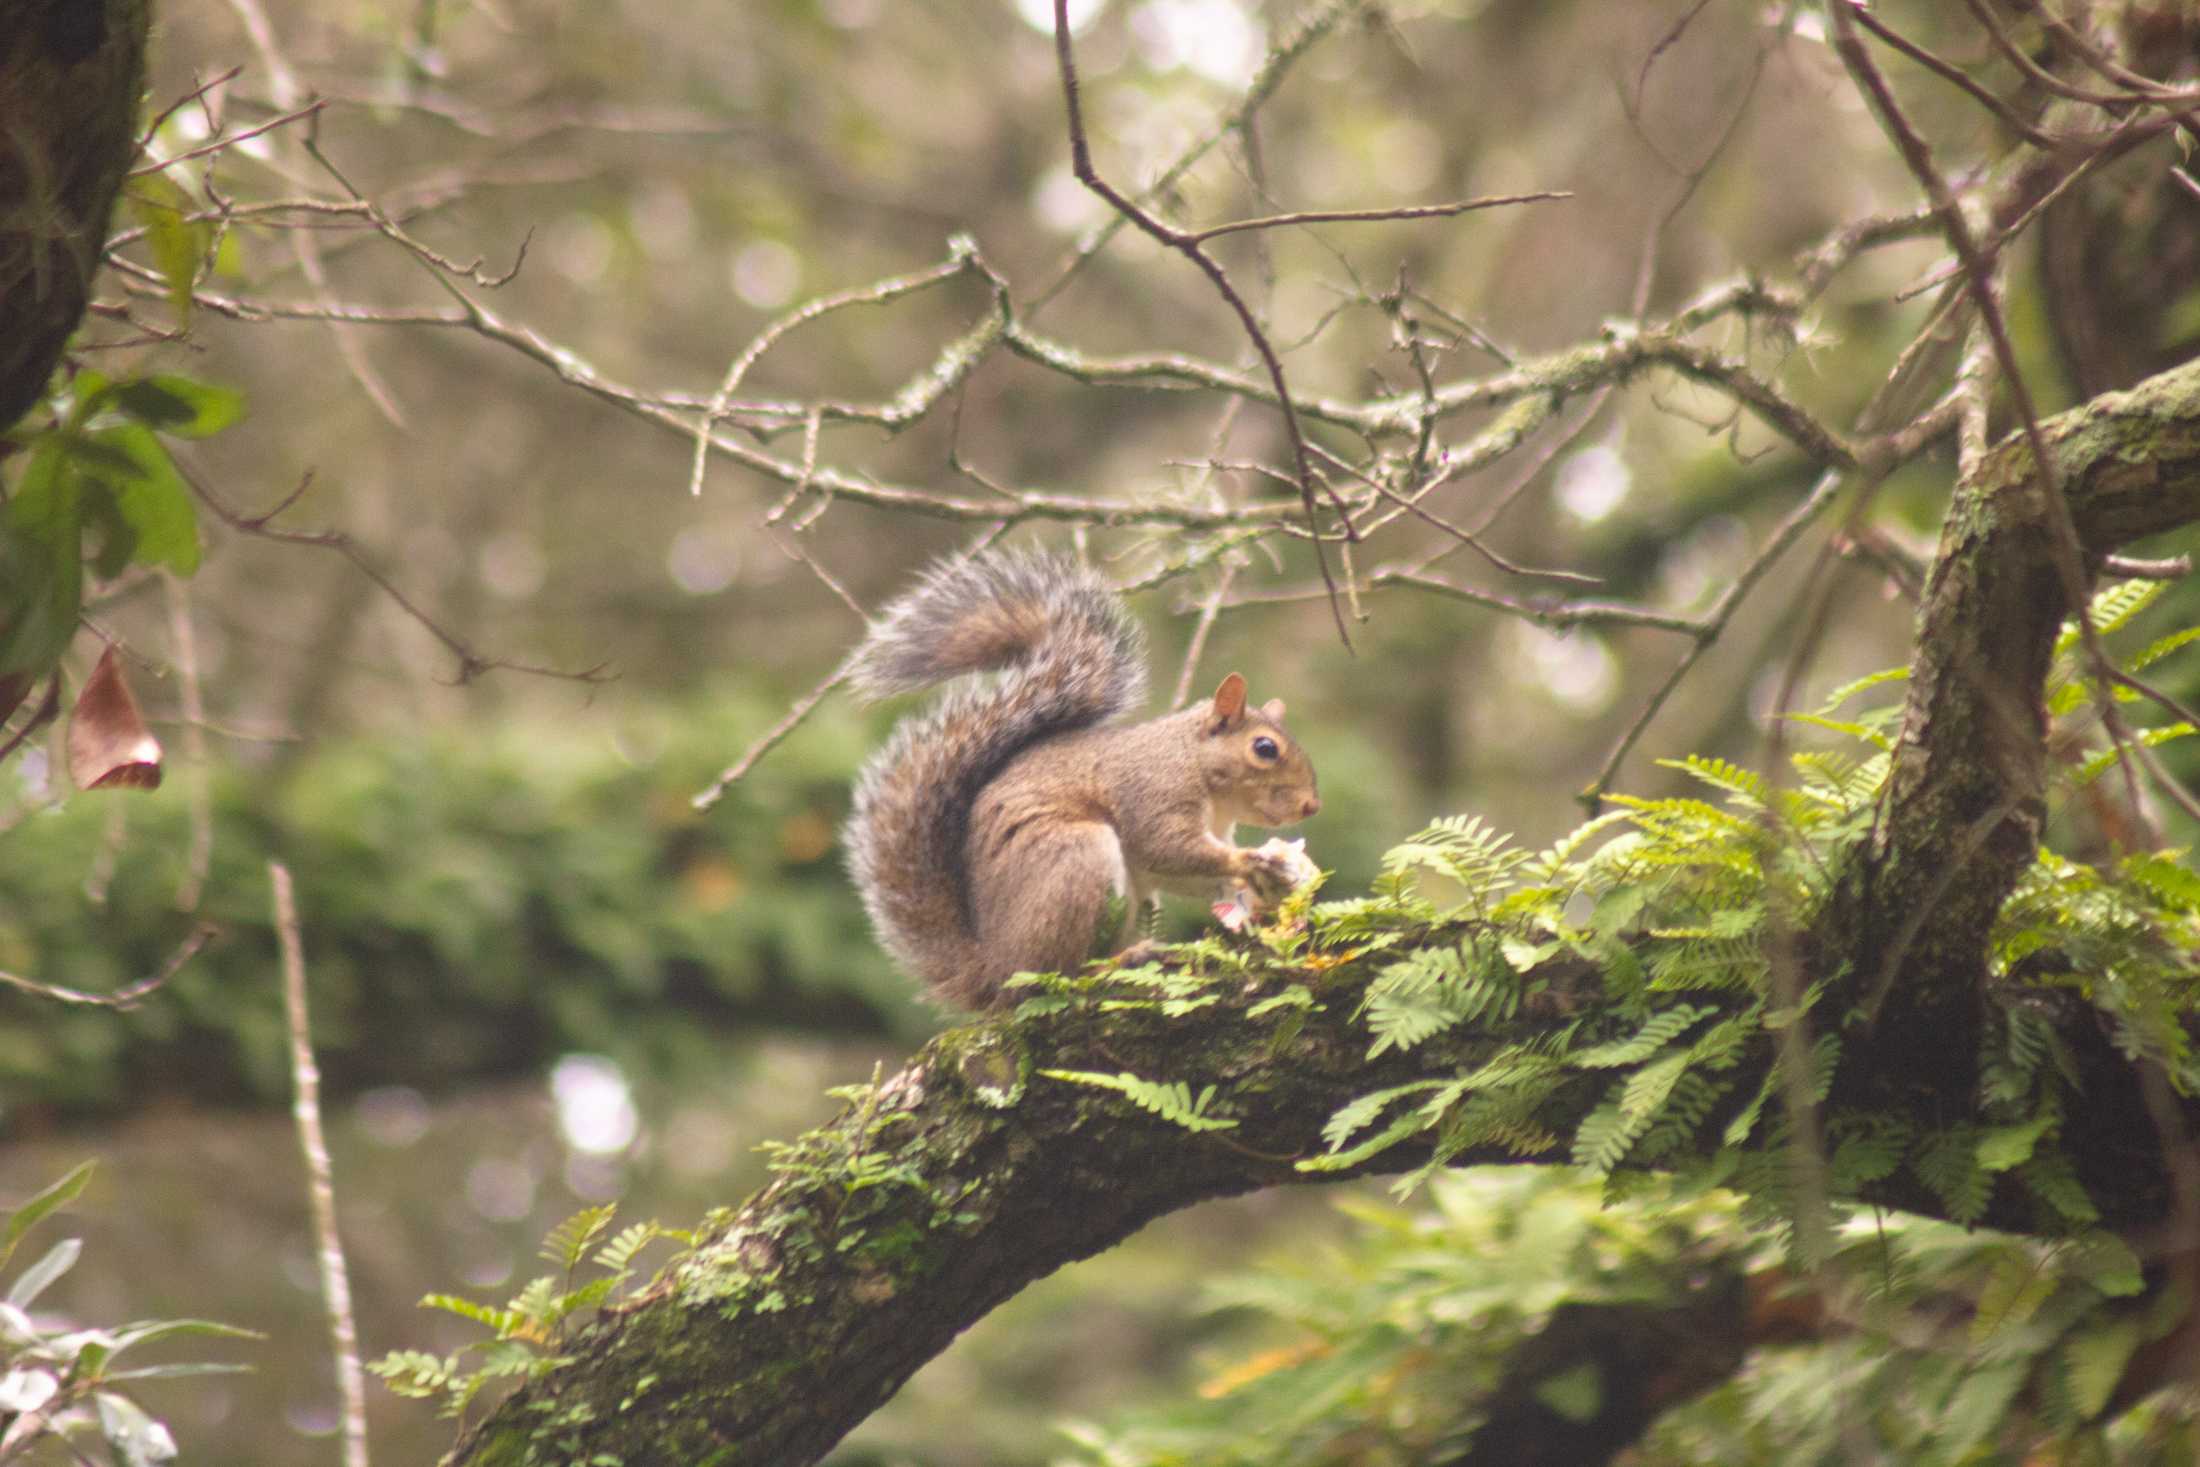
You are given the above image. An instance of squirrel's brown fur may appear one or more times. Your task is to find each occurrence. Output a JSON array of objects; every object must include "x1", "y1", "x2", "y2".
[{"x1": 843, "y1": 550, "x2": 1320, "y2": 1008}]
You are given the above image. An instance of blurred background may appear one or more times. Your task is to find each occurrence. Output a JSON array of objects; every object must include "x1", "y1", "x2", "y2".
[{"x1": 5, "y1": 0, "x2": 2199, "y2": 1461}]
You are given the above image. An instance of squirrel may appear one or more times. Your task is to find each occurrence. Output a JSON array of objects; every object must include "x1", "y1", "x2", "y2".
[{"x1": 842, "y1": 549, "x2": 1321, "y2": 1009}]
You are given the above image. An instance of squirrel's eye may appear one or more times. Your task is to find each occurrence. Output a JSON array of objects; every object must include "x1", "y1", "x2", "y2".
[{"x1": 1252, "y1": 736, "x2": 1279, "y2": 760}]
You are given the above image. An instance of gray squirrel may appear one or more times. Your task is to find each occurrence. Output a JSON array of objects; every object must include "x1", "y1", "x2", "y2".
[{"x1": 842, "y1": 549, "x2": 1321, "y2": 1008}]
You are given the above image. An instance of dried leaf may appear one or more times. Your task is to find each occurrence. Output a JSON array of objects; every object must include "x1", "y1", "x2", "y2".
[{"x1": 67, "y1": 646, "x2": 161, "y2": 791}]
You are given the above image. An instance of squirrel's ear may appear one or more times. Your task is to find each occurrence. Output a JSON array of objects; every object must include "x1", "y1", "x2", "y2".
[
  {"x1": 1260, "y1": 697, "x2": 1286, "y2": 721},
  {"x1": 1209, "y1": 672, "x2": 1248, "y2": 724}
]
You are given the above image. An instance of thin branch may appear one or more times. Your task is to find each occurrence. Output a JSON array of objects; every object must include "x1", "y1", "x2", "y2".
[
  {"x1": 1848, "y1": 6, "x2": 2057, "y2": 148},
  {"x1": 164, "y1": 577, "x2": 214, "y2": 914},
  {"x1": 1169, "y1": 560, "x2": 1242, "y2": 711},
  {"x1": 128, "y1": 98, "x2": 327, "y2": 177},
  {"x1": 1832, "y1": 5, "x2": 2142, "y2": 830},
  {"x1": 1584, "y1": 466, "x2": 1850, "y2": 808},
  {"x1": 0, "y1": 922, "x2": 218, "y2": 1009},
  {"x1": 181, "y1": 462, "x2": 612, "y2": 687},
  {"x1": 1029, "y1": 0, "x2": 1369, "y2": 311},
  {"x1": 1051, "y1": 0, "x2": 1354, "y2": 646},
  {"x1": 690, "y1": 246, "x2": 984, "y2": 497},
  {"x1": 1185, "y1": 192, "x2": 1569, "y2": 244},
  {"x1": 692, "y1": 667, "x2": 853, "y2": 813},
  {"x1": 271, "y1": 863, "x2": 370, "y2": 1467}
]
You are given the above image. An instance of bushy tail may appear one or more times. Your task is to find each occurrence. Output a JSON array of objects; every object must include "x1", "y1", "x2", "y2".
[{"x1": 843, "y1": 550, "x2": 1146, "y2": 995}]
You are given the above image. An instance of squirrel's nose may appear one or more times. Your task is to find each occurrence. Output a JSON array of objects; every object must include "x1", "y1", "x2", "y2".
[{"x1": 1299, "y1": 794, "x2": 1321, "y2": 820}]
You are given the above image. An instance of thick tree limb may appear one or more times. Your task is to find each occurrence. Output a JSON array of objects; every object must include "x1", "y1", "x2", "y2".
[
  {"x1": 1855, "y1": 356, "x2": 2200, "y2": 1004},
  {"x1": 445, "y1": 359, "x2": 2200, "y2": 1466}
]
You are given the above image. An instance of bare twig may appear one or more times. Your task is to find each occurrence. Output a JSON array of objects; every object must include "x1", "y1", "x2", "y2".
[
  {"x1": 1832, "y1": 6, "x2": 2152, "y2": 832},
  {"x1": 181, "y1": 461, "x2": 612, "y2": 688},
  {"x1": 690, "y1": 246, "x2": 983, "y2": 497},
  {"x1": 165, "y1": 578, "x2": 213, "y2": 913},
  {"x1": 128, "y1": 98, "x2": 327, "y2": 177},
  {"x1": 271, "y1": 863, "x2": 369, "y2": 1467},
  {"x1": 0, "y1": 922, "x2": 217, "y2": 1009},
  {"x1": 692, "y1": 667, "x2": 854, "y2": 813},
  {"x1": 1186, "y1": 192, "x2": 1569, "y2": 244},
  {"x1": 1050, "y1": 0, "x2": 1354, "y2": 645}
]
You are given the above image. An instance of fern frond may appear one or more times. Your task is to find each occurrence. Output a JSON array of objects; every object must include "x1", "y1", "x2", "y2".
[
  {"x1": 2077, "y1": 577, "x2": 2165, "y2": 643},
  {"x1": 594, "y1": 1222, "x2": 660, "y2": 1278},
  {"x1": 1784, "y1": 712, "x2": 1892, "y2": 752},
  {"x1": 2071, "y1": 723, "x2": 2195, "y2": 787},
  {"x1": 1570, "y1": 1004, "x2": 1717, "y2": 1068},
  {"x1": 1362, "y1": 936, "x2": 1519, "y2": 1056},
  {"x1": 1040, "y1": 1070, "x2": 1238, "y2": 1132},
  {"x1": 1380, "y1": 815, "x2": 1530, "y2": 914},
  {"x1": 539, "y1": 1205, "x2": 616, "y2": 1271},
  {"x1": 1914, "y1": 1127, "x2": 1992, "y2": 1224},
  {"x1": 2127, "y1": 623, "x2": 2200, "y2": 672},
  {"x1": 421, "y1": 1293, "x2": 527, "y2": 1338},
  {"x1": 368, "y1": 1349, "x2": 459, "y2": 1398},
  {"x1": 1659, "y1": 754, "x2": 1770, "y2": 808},
  {"x1": 1572, "y1": 1086, "x2": 1657, "y2": 1177},
  {"x1": 1815, "y1": 665, "x2": 1907, "y2": 713},
  {"x1": 1318, "y1": 1081, "x2": 1452, "y2": 1151}
]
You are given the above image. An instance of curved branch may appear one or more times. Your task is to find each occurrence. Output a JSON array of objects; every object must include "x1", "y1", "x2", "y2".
[{"x1": 1856, "y1": 354, "x2": 2200, "y2": 1002}]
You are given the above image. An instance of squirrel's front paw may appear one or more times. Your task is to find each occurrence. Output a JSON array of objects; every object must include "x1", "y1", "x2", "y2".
[{"x1": 1238, "y1": 849, "x2": 1297, "y2": 903}]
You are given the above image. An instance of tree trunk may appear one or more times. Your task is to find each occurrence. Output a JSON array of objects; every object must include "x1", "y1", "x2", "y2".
[{"x1": 0, "y1": 0, "x2": 148, "y2": 428}]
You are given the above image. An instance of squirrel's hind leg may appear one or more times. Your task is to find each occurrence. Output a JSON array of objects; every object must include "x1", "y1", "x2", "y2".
[{"x1": 972, "y1": 820, "x2": 1135, "y2": 994}]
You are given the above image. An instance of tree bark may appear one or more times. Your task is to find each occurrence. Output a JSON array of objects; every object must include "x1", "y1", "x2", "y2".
[
  {"x1": 0, "y1": 0, "x2": 148, "y2": 428},
  {"x1": 446, "y1": 357, "x2": 2200, "y2": 1467}
]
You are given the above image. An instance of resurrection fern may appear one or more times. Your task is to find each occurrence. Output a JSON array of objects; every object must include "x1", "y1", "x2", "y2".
[
  {"x1": 1065, "y1": 1171, "x2": 2187, "y2": 1467},
  {"x1": 370, "y1": 1205, "x2": 689, "y2": 1420},
  {"x1": 1041, "y1": 1069, "x2": 1239, "y2": 1132},
  {"x1": 1994, "y1": 849, "x2": 2200, "y2": 1091}
]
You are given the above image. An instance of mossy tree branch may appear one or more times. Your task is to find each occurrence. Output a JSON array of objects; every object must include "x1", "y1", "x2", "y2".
[{"x1": 443, "y1": 365, "x2": 2200, "y2": 1467}]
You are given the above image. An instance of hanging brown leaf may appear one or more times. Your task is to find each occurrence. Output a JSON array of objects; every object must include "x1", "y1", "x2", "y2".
[{"x1": 67, "y1": 645, "x2": 162, "y2": 791}]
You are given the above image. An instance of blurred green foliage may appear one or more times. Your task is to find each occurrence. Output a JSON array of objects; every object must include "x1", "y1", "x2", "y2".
[
  {"x1": 0, "y1": 1160, "x2": 257, "y2": 1466},
  {"x1": 1, "y1": 687, "x2": 1404, "y2": 1120},
  {"x1": 1066, "y1": 1169, "x2": 2195, "y2": 1467}
]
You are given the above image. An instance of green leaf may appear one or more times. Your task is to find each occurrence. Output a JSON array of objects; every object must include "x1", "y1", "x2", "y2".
[
  {"x1": 1931, "y1": 1357, "x2": 2027, "y2": 1460},
  {"x1": 1976, "y1": 1113, "x2": 2053, "y2": 1173},
  {"x1": 594, "y1": 1221, "x2": 660, "y2": 1277},
  {"x1": 105, "y1": 1317, "x2": 264, "y2": 1355},
  {"x1": 7, "y1": 1236, "x2": 82, "y2": 1308},
  {"x1": 97, "y1": 1362, "x2": 255, "y2": 1383},
  {"x1": 95, "y1": 1389, "x2": 178, "y2": 1466},
  {"x1": 2072, "y1": 723, "x2": 2196, "y2": 787},
  {"x1": 421, "y1": 1292, "x2": 527, "y2": 1337},
  {"x1": 128, "y1": 173, "x2": 210, "y2": 322},
  {"x1": 0, "y1": 439, "x2": 85, "y2": 675},
  {"x1": 2067, "y1": 1232, "x2": 2144, "y2": 1297},
  {"x1": 1783, "y1": 711, "x2": 1892, "y2": 751},
  {"x1": 1531, "y1": 1361, "x2": 1603, "y2": 1422},
  {"x1": 2061, "y1": 1318, "x2": 2142, "y2": 1420},
  {"x1": 1970, "y1": 1248, "x2": 2054, "y2": 1347},
  {"x1": 1815, "y1": 665, "x2": 1907, "y2": 712},
  {"x1": 80, "y1": 424, "x2": 201, "y2": 574},
  {"x1": 110, "y1": 376, "x2": 245, "y2": 438},
  {"x1": 2126, "y1": 623, "x2": 2200, "y2": 673},
  {"x1": 0, "y1": 1161, "x2": 94, "y2": 1272}
]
